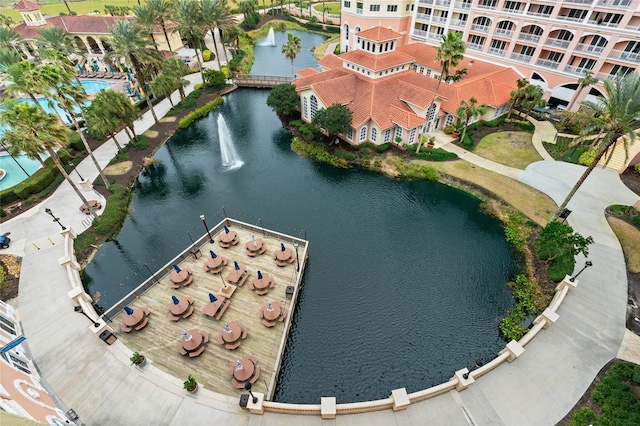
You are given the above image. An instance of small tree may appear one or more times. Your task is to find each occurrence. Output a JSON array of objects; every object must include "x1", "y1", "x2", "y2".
[
  {"x1": 203, "y1": 69, "x2": 227, "y2": 88},
  {"x1": 312, "y1": 103, "x2": 353, "y2": 139},
  {"x1": 266, "y1": 83, "x2": 299, "y2": 117},
  {"x1": 535, "y1": 221, "x2": 593, "y2": 262},
  {"x1": 150, "y1": 74, "x2": 179, "y2": 107}
]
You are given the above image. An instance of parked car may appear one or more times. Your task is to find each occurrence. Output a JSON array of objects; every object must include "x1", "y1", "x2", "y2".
[{"x1": 0, "y1": 234, "x2": 10, "y2": 249}]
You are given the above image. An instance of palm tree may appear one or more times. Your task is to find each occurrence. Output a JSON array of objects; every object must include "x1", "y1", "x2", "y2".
[
  {"x1": 94, "y1": 89, "x2": 141, "y2": 143},
  {"x1": 282, "y1": 32, "x2": 301, "y2": 78},
  {"x1": 146, "y1": 0, "x2": 176, "y2": 52},
  {"x1": 0, "y1": 100, "x2": 95, "y2": 215},
  {"x1": 133, "y1": 4, "x2": 159, "y2": 49},
  {"x1": 83, "y1": 102, "x2": 123, "y2": 151},
  {"x1": 106, "y1": 19, "x2": 165, "y2": 124},
  {"x1": 566, "y1": 70, "x2": 598, "y2": 112},
  {"x1": 0, "y1": 14, "x2": 15, "y2": 29},
  {"x1": 0, "y1": 60, "x2": 45, "y2": 109},
  {"x1": 456, "y1": 97, "x2": 487, "y2": 144},
  {"x1": 201, "y1": 0, "x2": 235, "y2": 69},
  {"x1": 173, "y1": 0, "x2": 205, "y2": 83},
  {"x1": 521, "y1": 84, "x2": 547, "y2": 119},
  {"x1": 507, "y1": 78, "x2": 530, "y2": 119},
  {"x1": 0, "y1": 26, "x2": 21, "y2": 53},
  {"x1": 36, "y1": 27, "x2": 85, "y2": 84},
  {"x1": 553, "y1": 72, "x2": 640, "y2": 220},
  {"x1": 150, "y1": 74, "x2": 179, "y2": 106},
  {"x1": 36, "y1": 58, "x2": 111, "y2": 187},
  {"x1": 418, "y1": 31, "x2": 465, "y2": 153},
  {"x1": 162, "y1": 57, "x2": 189, "y2": 100}
]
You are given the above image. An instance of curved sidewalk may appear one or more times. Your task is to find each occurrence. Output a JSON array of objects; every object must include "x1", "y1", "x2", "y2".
[{"x1": 5, "y1": 86, "x2": 640, "y2": 424}]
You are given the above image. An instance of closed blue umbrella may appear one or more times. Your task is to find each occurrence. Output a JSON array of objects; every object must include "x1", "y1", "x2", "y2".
[
  {"x1": 257, "y1": 270, "x2": 263, "y2": 280},
  {"x1": 173, "y1": 264, "x2": 181, "y2": 273},
  {"x1": 123, "y1": 306, "x2": 134, "y2": 315},
  {"x1": 224, "y1": 225, "x2": 230, "y2": 234},
  {"x1": 281, "y1": 243, "x2": 285, "y2": 252},
  {"x1": 209, "y1": 293, "x2": 217, "y2": 303},
  {"x1": 210, "y1": 250, "x2": 217, "y2": 258},
  {"x1": 234, "y1": 261, "x2": 240, "y2": 271},
  {"x1": 172, "y1": 295, "x2": 180, "y2": 305}
]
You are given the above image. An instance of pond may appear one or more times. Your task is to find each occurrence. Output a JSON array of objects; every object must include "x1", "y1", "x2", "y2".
[
  {"x1": 82, "y1": 88, "x2": 518, "y2": 404},
  {"x1": 251, "y1": 30, "x2": 326, "y2": 76}
]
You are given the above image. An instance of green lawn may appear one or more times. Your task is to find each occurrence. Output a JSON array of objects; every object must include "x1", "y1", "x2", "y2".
[
  {"x1": 0, "y1": 0, "x2": 139, "y2": 20},
  {"x1": 314, "y1": 2, "x2": 340, "y2": 14},
  {"x1": 473, "y1": 131, "x2": 543, "y2": 170}
]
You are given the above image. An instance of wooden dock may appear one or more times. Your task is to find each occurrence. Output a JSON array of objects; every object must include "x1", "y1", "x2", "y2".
[{"x1": 107, "y1": 219, "x2": 307, "y2": 400}]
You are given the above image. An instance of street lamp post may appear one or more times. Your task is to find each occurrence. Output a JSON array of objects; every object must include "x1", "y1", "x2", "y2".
[
  {"x1": 74, "y1": 305, "x2": 100, "y2": 327},
  {"x1": 69, "y1": 162, "x2": 84, "y2": 181},
  {"x1": 293, "y1": 242, "x2": 300, "y2": 272},
  {"x1": 569, "y1": 260, "x2": 593, "y2": 282},
  {"x1": 45, "y1": 207, "x2": 66, "y2": 230},
  {"x1": 244, "y1": 382, "x2": 258, "y2": 403},
  {"x1": 200, "y1": 214, "x2": 213, "y2": 243}
]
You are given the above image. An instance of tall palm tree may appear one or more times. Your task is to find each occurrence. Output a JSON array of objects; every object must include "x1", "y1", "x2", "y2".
[
  {"x1": 37, "y1": 58, "x2": 110, "y2": 187},
  {"x1": 146, "y1": 0, "x2": 176, "y2": 52},
  {"x1": 456, "y1": 97, "x2": 487, "y2": 144},
  {"x1": 133, "y1": 4, "x2": 160, "y2": 49},
  {"x1": 106, "y1": 20, "x2": 165, "y2": 124},
  {"x1": 0, "y1": 60, "x2": 45, "y2": 109},
  {"x1": 418, "y1": 31, "x2": 465, "y2": 153},
  {"x1": 567, "y1": 70, "x2": 598, "y2": 112},
  {"x1": 0, "y1": 100, "x2": 95, "y2": 215},
  {"x1": 83, "y1": 102, "x2": 123, "y2": 151},
  {"x1": 521, "y1": 84, "x2": 546, "y2": 119},
  {"x1": 94, "y1": 89, "x2": 142, "y2": 143},
  {"x1": 553, "y1": 72, "x2": 640, "y2": 219},
  {"x1": 282, "y1": 32, "x2": 301, "y2": 78},
  {"x1": 174, "y1": 0, "x2": 205, "y2": 83},
  {"x1": 507, "y1": 78, "x2": 530, "y2": 119},
  {"x1": 201, "y1": 0, "x2": 235, "y2": 68},
  {"x1": 0, "y1": 14, "x2": 15, "y2": 29},
  {"x1": 0, "y1": 26, "x2": 21, "y2": 53},
  {"x1": 162, "y1": 57, "x2": 189, "y2": 100},
  {"x1": 37, "y1": 27, "x2": 85, "y2": 84}
]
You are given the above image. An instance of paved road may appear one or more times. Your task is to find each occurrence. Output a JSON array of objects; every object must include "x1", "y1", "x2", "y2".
[{"x1": 4, "y1": 70, "x2": 640, "y2": 424}]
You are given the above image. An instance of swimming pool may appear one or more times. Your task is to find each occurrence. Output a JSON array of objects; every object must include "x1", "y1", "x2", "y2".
[
  {"x1": 77, "y1": 80, "x2": 114, "y2": 93},
  {"x1": 0, "y1": 153, "x2": 48, "y2": 191}
]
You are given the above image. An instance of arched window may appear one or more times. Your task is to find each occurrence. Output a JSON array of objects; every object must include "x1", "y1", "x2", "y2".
[
  {"x1": 359, "y1": 126, "x2": 367, "y2": 141},
  {"x1": 310, "y1": 95, "x2": 318, "y2": 119},
  {"x1": 344, "y1": 23, "x2": 349, "y2": 40},
  {"x1": 303, "y1": 97, "x2": 308, "y2": 119},
  {"x1": 371, "y1": 127, "x2": 378, "y2": 142}
]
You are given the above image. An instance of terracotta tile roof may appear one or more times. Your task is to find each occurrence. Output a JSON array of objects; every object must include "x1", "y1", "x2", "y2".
[
  {"x1": 14, "y1": 16, "x2": 163, "y2": 40},
  {"x1": 318, "y1": 54, "x2": 342, "y2": 70},
  {"x1": 340, "y1": 50, "x2": 414, "y2": 71},
  {"x1": 296, "y1": 68, "x2": 320, "y2": 78},
  {"x1": 357, "y1": 26, "x2": 403, "y2": 42},
  {"x1": 13, "y1": 0, "x2": 40, "y2": 11},
  {"x1": 293, "y1": 68, "x2": 350, "y2": 91}
]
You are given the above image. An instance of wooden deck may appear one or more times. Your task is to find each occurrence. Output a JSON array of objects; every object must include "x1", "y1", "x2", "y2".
[{"x1": 111, "y1": 224, "x2": 306, "y2": 399}]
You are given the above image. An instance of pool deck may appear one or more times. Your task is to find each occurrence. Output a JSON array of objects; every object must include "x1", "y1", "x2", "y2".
[{"x1": 108, "y1": 219, "x2": 307, "y2": 400}]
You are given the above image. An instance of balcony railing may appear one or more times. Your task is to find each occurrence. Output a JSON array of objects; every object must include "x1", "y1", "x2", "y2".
[
  {"x1": 526, "y1": 11, "x2": 552, "y2": 18},
  {"x1": 502, "y1": 7, "x2": 523, "y2": 13},
  {"x1": 488, "y1": 47, "x2": 506, "y2": 56},
  {"x1": 545, "y1": 38, "x2": 572, "y2": 48},
  {"x1": 416, "y1": 13, "x2": 432, "y2": 21},
  {"x1": 574, "y1": 43, "x2": 605, "y2": 54},
  {"x1": 494, "y1": 28, "x2": 513, "y2": 37},
  {"x1": 564, "y1": 65, "x2": 594, "y2": 75},
  {"x1": 557, "y1": 15, "x2": 585, "y2": 22},
  {"x1": 587, "y1": 20, "x2": 621, "y2": 27},
  {"x1": 428, "y1": 32, "x2": 444, "y2": 40},
  {"x1": 470, "y1": 24, "x2": 490, "y2": 33},
  {"x1": 454, "y1": 1, "x2": 472, "y2": 9},
  {"x1": 609, "y1": 50, "x2": 640, "y2": 63},
  {"x1": 412, "y1": 29, "x2": 428, "y2": 38},
  {"x1": 518, "y1": 33, "x2": 542, "y2": 43},
  {"x1": 596, "y1": 0, "x2": 631, "y2": 9},
  {"x1": 432, "y1": 16, "x2": 448, "y2": 23},
  {"x1": 510, "y1": 53, "x2": 533, "y2": 63},
  {"x1": 536, "y1": 58, "x2": 562, "y2": 69},
  {"x1": 467, "y1": 43, "x2": 484, "y2": 52},
  {"x1": 625, "y1": 24, "x2": 640, "y2": 31},
  {"x1": 477, "y1": 4, "x2": 497, "y2": 10},
  {"x1": 564, "y1": 0, "x2": 592, "y2": 4},
  {"x1": 433, "y1": 0, "x2": 451, "y2": 6},
  {"x1": 596, "y1": 72, "x2": 617, "y2": 80},
  {"x1": 356, "y1": 8, "x2": 363, "y2": 14},
  {"x1": 418, "y1": 0, "x2": 434, "y2": 4},
  {"x1": 450, "y1": 19, "x2": 468, "y2": 28}
]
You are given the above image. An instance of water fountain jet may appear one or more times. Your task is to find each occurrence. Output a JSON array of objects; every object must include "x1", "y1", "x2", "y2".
[{"x1": 217, "y1": 115, "x2": 243, "y2": 171}]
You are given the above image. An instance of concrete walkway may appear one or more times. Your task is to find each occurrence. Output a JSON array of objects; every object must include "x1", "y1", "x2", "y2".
[{"x1": 4, "y1": 76, "x2": 640, "y2": 425}]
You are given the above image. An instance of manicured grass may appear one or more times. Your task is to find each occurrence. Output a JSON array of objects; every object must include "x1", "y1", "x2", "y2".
[
  {"x1": 473, "y1": 131, "x2": 543, "y2": 170},
  {"x1": 314, "y1": 2, "x2": 340, "y2": 14},
  {"x1": 1, "y1": 0, "x2": 138, "y2": 20},
  {"x1": 607, "y1": 216, "x2": 640, "y2": 273},
  {"x1": 415, "y1": 159, "x2": 556, "y2": 226}
]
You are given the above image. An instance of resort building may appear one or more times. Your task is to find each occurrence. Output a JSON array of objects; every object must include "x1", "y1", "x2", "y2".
[
  {"x1": 11, "y1": 0, "x2": 182, "y2": 71},
  {"x1": 295, "y1": 26, "x2": 520, "y2": 146},
  {"x1": 0, "y1": 300, "x2": 74, "y2": 425},
  {"x1": 341, "y1": 0, "x2": 640, "y2": 110}
]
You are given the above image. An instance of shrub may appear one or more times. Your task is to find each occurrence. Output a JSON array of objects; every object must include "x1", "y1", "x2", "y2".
[
  {"x1": 631, "y1": 215, "x2": 640, "y2": 227},
  {"x1": 203, "y1": 69, "x2": 227, "y2": 88},
  {"x1": 334, "y1": 149, "x2": 358, "y2": 161},
  {"x1": 375, "y1": 143, "x2": 391, "y2": 153},
  {"x1": 462, "y1": 134, "x2": 473, "y2": 150},
  {"x1": 167, "y1": 88, "x2": 202, "y2": 116},
  {"x1": 23, "y1": 197, "x2": 37, "y2": 205},
  {"x1": 202, "y1": 49, "x2": 212, "y2": 61},
  {"x1": 409, "y1": 147, "x2": 458, "y2": 161},
  {"x1": 548, "y1": 254, "x2": 575, "y2": 281},
  {"x1": 134, "y1": 135, "x2": 150, "y2": 150},
  {"x1": 633, "y1": 163, "x2": 640, "y2": 174},
  {"x1": 178, "y1": 97, "x2": 224, "y2": 128},
  {"x1": 587, "y1": 362, "x2": 640, "y2": 425},
  {"x1": 0, "y1": 208, "x2": 5, "y2": 217},
  {"x1": 0, "y1": 188, "x2": 19, "y2": 205},
  {"x1": 290, "y1": 138, "x2": 349, "y2": 168},
  {"x1": 193, "y1": 83, "x2": 203, "y2": 90},
  {"x1": 13, "y1": 167, "x2": 57, "y2": 199},
  {"x1": 74, "y1": 232, "x2": 97, "y2": 254},
  {"x1": 578, "y1": 149, "x2": 597, "y2": 166},
  {"x1": 68, "y1": 132, "x2": 85, "y2": 152},
  {"x1": 499, "y1": 274, "x2": 540, "y2": 340},
  {"x1": 0, "y1": 266, "x2": 5, "y2": 289},
  {"x1": 39, "y1": 174, "x2": 65, "y2": 198},
  {"x1": 568, "y1": 407, "x2": 596, "y2": 426},
  {"x1": 92, "y1": 184, "x2": 132, "y2": 239}
]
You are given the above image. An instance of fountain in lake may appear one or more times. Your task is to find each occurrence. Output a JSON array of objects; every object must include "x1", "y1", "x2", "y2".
[
  {"x1": 217, "y1": 115, "x2": 243, "y2": 170},
  {"x1": 258, "y1": 27, "x2": 276, "y2": 47}
]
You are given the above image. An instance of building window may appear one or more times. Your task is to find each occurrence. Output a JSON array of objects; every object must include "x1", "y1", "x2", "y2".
[
  {"x1": 348, "y1": 127, "x2": 354, "y2": 140},
  {"x1": 445, "y1": 115, "x2": 455, "y2": 127},
  {"x1": 310, "y1": 95, "x2": 318, "y2": 119},
  {"x1": 503, "y1": 1, "x2": 522, "y2": 12},
  {"x1": 303, "y1": 97, "x2": 308, "y2": 119},
  {"x1": 344, "y1": 1, "x2": 351, "y2": 7},
  {"x1": 8, "y1": 353, "x2": 31, "y2": 375},
  {"x1": 370, "y1": 4, "x2": 380, "y2": 11},
  {"x1": 0, "y1": 314, "x2": 17, "y2": 336},
  {"x1": 359, "y1": 126, "x2": 367, "y2": 141},
  {"x1": 384, "y1": 129, "x2": 391, "y2": 142},
  {"x1": 387, "y1": 5, "x2": 398, "y2": 12},
  {"x1": 408, "y1": 128, "x2": 417, "y2": 144},
  {"x1": 395, "y1": 127, "x2": 403, "y2": 140},
  {"x1": 371, "y1": 127, "x2": 378, "y2": 141}
]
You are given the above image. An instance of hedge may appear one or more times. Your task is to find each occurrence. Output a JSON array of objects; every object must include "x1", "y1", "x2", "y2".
[
  {"x1": 409, "y1": 147, "x2": 458, "y2": 161},
  {"x1": 92, "y1": 184, "x2": 132, "y2": 239},
  {"x1": 178, "y1": 97, "x2": 224, "y2": 129}
]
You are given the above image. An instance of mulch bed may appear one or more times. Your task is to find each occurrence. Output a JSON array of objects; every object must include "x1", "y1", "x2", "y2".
[{"x1": 0, "y1": 254, "x2": 21, "y2": 301}]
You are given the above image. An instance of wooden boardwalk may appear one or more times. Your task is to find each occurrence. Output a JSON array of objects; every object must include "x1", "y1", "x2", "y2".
[{"x1": 111, "y1": 222, "x2": 306, "y2": 399}]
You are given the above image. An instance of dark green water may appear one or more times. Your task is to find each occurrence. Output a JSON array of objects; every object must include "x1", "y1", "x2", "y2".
[{"x1": 83, "y1": 88, "x2": 517, "y2": 403}]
